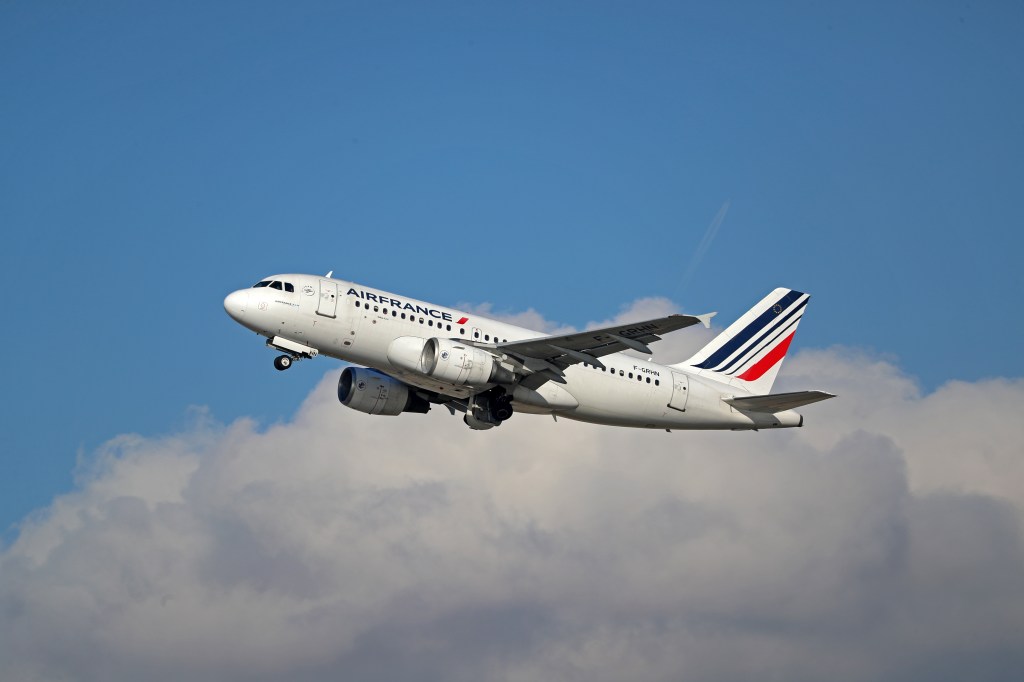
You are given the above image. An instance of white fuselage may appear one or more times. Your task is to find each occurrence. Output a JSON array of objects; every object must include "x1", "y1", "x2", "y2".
[{"x1": 224, "y1": 274, "x2": 802, "y2": 430}]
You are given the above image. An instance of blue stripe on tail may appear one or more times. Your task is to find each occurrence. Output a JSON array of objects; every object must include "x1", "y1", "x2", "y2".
[
  {"x1": 715, "y1": 297, "x2": 808, "y2": 374},
  {"x1": 693, "y1": 290, "x2": 804, "y2": 370}
]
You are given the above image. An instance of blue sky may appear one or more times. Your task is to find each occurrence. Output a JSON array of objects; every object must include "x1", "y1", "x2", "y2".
[
  {"x1": 2, "y1": 1, "x2": 1022, "y2": 535},
  {"x1": 3, "y1": 5, "x2": 1024, "y2": 680}
]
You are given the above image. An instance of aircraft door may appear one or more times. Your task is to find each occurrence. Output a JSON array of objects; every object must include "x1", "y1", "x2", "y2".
[
  {"x1": 668, "y1": 372, "x2": 689, "y2": 412},
  {"x1": 317, "y1": 280, "x2": 338, "y2": 318}
]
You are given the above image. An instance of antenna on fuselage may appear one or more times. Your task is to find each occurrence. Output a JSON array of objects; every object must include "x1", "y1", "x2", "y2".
[{"x1": 325, "y1": 270, "x2": 333, "y2": 278}]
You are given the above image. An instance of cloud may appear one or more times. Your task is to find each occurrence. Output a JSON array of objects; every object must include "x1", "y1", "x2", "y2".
[{"x1": 2, "y1": 305, "x2": 1023, "y2": 682}]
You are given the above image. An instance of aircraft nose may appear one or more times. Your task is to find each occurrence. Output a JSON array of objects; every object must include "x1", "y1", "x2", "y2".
[{"x1": 223, "y1": 290, "x2": 248, "y2": 321}]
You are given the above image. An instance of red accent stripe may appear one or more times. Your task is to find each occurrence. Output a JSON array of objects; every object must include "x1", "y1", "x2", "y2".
[
  {"x1": 737, "y1": 332, "x2": 794, "y2": 381},
  {"x1": 457, "y1": 317, "x2": 469, "y2": 325}
]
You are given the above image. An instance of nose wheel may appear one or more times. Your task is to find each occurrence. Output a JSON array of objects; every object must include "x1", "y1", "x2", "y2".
[{"x1": 266, "y1": 337, "x2": 317, "y2": 371}]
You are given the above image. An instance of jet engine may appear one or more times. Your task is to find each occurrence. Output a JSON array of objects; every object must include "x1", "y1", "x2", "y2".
[
  {"x1": 419, "y1": 338, "x2": 515, "y2": 386},
  {"x1": 337, "y1": 367, "x2": 430, "y2": 416}
]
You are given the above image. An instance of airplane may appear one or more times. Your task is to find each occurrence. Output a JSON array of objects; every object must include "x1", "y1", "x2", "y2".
[{"x1": 223, "y1": 274, "x2": 834, "y2": 431}]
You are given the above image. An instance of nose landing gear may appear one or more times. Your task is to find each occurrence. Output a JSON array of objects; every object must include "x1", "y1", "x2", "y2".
[{"x1": 266, "y1": 336, "x2": 318, "y2": 372}]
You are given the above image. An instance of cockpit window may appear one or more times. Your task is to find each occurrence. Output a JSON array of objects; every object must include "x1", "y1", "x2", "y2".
[{"x1": 251, "y1": 280, "x2": 293, "y2": 292}]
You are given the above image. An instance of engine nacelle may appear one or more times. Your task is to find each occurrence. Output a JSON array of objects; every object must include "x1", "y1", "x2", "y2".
[
  {"x1": 386, "y1": 336, "x2": 428, "y2": 373},
  {"x1": 420, "y1": 338, "x2": 515, "y2": 386},
  {"x1": 337, "y1": 367, "x2": 430, "y2": 416}
]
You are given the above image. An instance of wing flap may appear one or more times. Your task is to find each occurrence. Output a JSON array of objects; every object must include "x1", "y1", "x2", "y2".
[{"x1": 724, "y1": 390, "x2": 836, "y2": 413}]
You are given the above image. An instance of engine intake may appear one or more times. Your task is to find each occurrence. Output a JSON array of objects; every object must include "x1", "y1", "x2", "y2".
[{"x1": 338, "y1": 367, "x2": 430, "y2": 416}]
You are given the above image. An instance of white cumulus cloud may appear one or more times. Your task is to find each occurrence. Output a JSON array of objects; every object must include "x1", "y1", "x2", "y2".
[{"x1": 2, "y1": 301, "x2": 1023, "y2": 682}]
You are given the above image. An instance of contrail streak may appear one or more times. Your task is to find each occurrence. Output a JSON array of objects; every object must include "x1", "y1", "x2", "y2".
[{"x1": 676, "y1": 200, "x2": 730, "y2": 300}]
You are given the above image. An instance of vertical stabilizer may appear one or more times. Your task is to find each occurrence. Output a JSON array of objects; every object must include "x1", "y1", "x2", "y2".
[{"x1": 674, "y1": 288, "x2": 810, "y2": 395}]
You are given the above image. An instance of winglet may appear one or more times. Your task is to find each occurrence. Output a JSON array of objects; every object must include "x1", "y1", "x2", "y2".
[
  {"x1": 325, "y1": 270, "x2": 334, "y2": 278},
  {"x1": 696, "y1": 312, "x2": 716, "y2": 329}
]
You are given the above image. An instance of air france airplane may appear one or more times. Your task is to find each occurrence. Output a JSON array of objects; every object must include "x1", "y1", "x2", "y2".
[{"x1": 223, "y1": 274, "x2": 834, "y2": 431}]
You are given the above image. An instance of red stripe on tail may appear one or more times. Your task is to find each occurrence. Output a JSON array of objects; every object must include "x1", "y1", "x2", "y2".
[{"x1": 737, "y1": 333, "x2": 794, "y2": 382}]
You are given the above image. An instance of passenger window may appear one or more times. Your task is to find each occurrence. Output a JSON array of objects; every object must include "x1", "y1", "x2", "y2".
[
  {"x1": 628, "y1": 373, "x2": 633, "y2": 379},
  {"x1": 474, "y1": 331, "x2": 480, "y2": 338},
  {"x1": 646, "y1": 377, "x2": 651, "y2": 383},
  {"x1": 655, "y1": 380, "x2": 660, "y2": 386},
  {"x1": 619, "y1": 370, "x2": 624, "y2": 376},
  {"x1": 401, "y1": 313, "x2": 406, "y2": 319},
  {"x1": 284, "y1": 283, "x2": 294, "y2": 293},
  {"x1": 485, "y1": 334, "x2": 490, "y2": 341},
  {"x1": 419, "y1": 318, "x2": 424, "y2": 324},
  {"x1": 373, "y1": 306, "x2": 379, "y2": 312},
  {"x1": 459, "y1": 328, "x2": 465, "y2": 335},
  {"x1": 392, "y1": 310, "x2": 397, "y2": 317},
  {"x1": 446, "y1": 324, "x2": 451, "y2": 331},
  {"x1": 355, "y1": 301, "x2": 361, "y2": 308},
  {"x1": 382, "y1": 308, "x2": 388, "y2": 315},
  {"x1": 429, "y1": 320, "x2": 434, "y2": 327}
]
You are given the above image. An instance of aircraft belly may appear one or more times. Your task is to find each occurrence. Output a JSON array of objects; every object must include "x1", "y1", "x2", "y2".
[
  {"x1": 512, "y1": 383, "x2": 578, "y2": 410},
  {"x1": 560, "y1": 373, "x2": 667, "y2": 427}
]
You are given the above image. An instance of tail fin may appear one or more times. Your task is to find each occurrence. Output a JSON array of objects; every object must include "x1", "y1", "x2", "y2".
[{"x1": 674, "y1": 287, "x2": 810, "y2": 395}]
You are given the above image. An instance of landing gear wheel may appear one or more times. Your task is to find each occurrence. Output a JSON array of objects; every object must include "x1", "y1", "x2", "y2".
[{"x1": 274, "y1": 355, "x2": 293, "y2": 371}]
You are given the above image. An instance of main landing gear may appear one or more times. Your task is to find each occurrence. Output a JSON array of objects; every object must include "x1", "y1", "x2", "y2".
[
  {"x1": 463, "y1": 388, "x2": 514, "y2": 430},
  {"x1": 492, "y1": 393, "x2": 514, "y2": 421},
  {"x1": 273, "y1": 355, "x2": 293, "y2": 371}
]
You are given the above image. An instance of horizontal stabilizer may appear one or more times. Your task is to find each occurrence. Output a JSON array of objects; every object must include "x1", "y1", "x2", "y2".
[{"x1": 724, "y1": 390, "x2": 835, "y2": 413}]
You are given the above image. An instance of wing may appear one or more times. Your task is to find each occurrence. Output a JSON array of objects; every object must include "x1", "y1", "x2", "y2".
[
  {"x1": 724, "y1": 390, "x2": 836, "y2": 413},
  {"x1": 492, "y1": 312, "x2": 715, "y2": 387}
]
